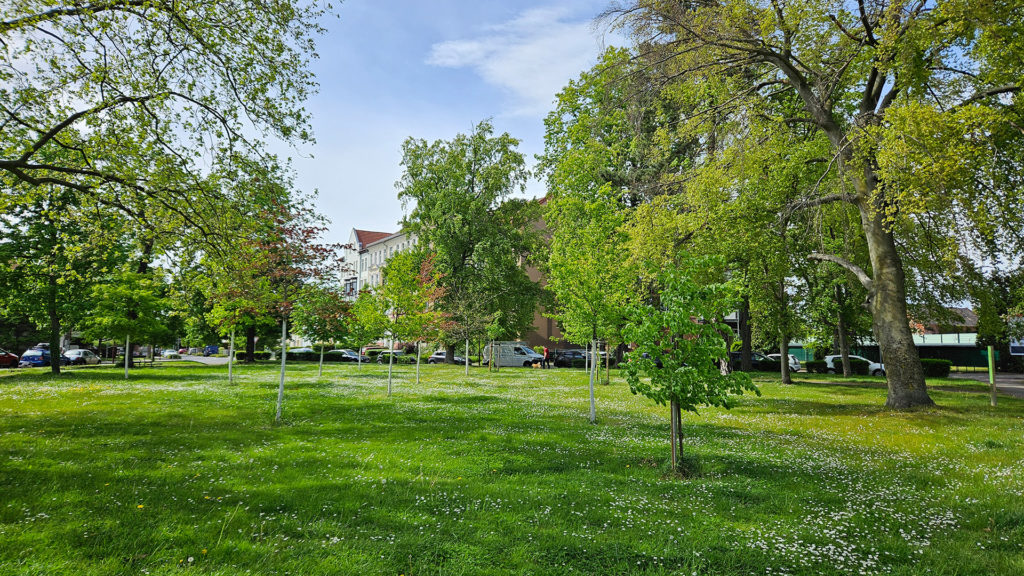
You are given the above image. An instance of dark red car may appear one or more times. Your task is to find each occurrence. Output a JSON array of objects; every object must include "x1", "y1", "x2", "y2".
[{"x1": 0, "y1": 349, "x2": 19, "y2": 368}]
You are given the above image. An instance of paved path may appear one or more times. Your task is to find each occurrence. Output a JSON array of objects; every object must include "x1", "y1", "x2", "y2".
[
  {"x1": 950, "y1": 372, "x2": 1024, "y2": 400},
  {"x1": 181, "y1": 355, "x2": 230, "y2": 366}
]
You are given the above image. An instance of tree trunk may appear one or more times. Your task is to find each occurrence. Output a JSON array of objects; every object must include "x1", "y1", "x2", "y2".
[
  {"x1": 836, "y1": 285, "x2": 851, "y2": 377},
  {"x1": 739, "y1": 294, "x2": 752, "y2": 372},
  {"x1": 669, "y1": 399, "x2": 681, "y2": 471},
  {"x1": 446, "y1": 343, "x2": 456, "y2": 365},
  {"x1": 275, "y1": 319, "x2": 287, "y2": 422},
  {"x1": 318, "y1": 344, "x2": 325, "y2": 378},
  {"x1": 464, "y1": 339, "x2": 469, "y2": 376},
  {"x1": 387, "y1": 337, "x2": 394, "y2": 397},
  {"x1": 588, "y1": 339, "x2": 597, "y2": 424},
  {"x1": 47, "y1": 274, "x2": 61, "y2": 374},
  {"x1": 245, "y1": 325, "x2": 256, "y2": 363},
  {"x1": 124, "y1": 335, "x2": 130, "y2": 380},
  {"x1": 598, "y1": 340, "x2": 606, "y2": 385},
  {"x1": 857, "y1": 197, "x2": 934, "y2": 408},
  {"x1": 228, "y1": 328, "x2": 235, "y2": 384},
  {"x1": 779, "y1": 336, "x2": 792, "y2": 385},
  {"x1": 416, "y1": 341, "x2": 421, "y2": 385}
]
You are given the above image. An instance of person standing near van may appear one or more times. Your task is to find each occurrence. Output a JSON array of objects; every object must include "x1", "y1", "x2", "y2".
[{"x1": 542, "y1": 346, "x2": 550, "y2": 369}]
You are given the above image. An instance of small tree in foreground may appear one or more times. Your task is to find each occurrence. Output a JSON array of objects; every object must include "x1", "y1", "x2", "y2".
[{"x1": 623, "y1": 257, "x2": 758, "y2": 472}]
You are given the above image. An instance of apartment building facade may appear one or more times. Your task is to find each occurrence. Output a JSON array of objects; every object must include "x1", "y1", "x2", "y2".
[{"x1": 342, "y1": 228, "x2": 418, "y2": 298}]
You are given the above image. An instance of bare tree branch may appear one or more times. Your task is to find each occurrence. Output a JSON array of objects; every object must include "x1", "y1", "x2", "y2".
[{"x1": 809, "y1": 253, "x2": 873, "y2": 292}]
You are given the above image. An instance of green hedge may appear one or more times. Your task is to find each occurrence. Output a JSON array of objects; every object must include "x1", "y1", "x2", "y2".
[
  {"x1": 920, "y1": 358, "x2": 952, "y2": 378},
  {"x1": 848, "y1": 359, "x2": 870, "y2": 375},
  {"x1": 758, "y1": 358, "x2": 781, "y2": 372},
  {"x1": 804, "y1": 360, "x2": 828, "y2": 373},
  {"x1": 234, "y1": 351, "x2": 272, "y2": 361}
]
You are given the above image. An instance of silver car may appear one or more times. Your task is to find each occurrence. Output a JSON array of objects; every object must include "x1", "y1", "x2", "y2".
[
  {"x1": 767, "y1": 353, "x2": 801, "y2": 373},
  {"x1": 63, "y1": 349, "x2": 101, "y2": 365}
]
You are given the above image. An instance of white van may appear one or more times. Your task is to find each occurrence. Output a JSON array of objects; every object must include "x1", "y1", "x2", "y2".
[{"x1": 483, "y1": 341, "x2": 544, "y2": 368}]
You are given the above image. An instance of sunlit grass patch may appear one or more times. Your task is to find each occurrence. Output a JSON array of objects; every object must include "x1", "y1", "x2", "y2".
[{"x1": 1, "y1": 362, "x2": 1022, "y2": 575}]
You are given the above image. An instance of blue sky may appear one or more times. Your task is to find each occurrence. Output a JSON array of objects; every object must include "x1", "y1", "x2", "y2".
[{"x1": 275, "y1": 1, "x2": 623, "y2": 244}]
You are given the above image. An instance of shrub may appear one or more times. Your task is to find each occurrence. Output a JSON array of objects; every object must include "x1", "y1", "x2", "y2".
[
  {"x1": 803, "y1": 360, "x2": 827, "y2": 373},
  {"x1": 920, "y1": 358, "x2": 952, "y2": 378},
  {"x1": 848, "y1": 359, "x2": 870, "y2": 375},
  {"x1": 234, "y1": 351, "x2": 272, "y2": 361},
  {"x1": 758, "y1": 358, "x2": 781, "y2": 372}
]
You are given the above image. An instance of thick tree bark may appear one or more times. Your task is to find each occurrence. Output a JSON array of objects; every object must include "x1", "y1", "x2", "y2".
[
  {"x1": 245, "y1": 325, "x2": 256, "y2": 363},
  {"x1": 446, "y1": 343, "x2": 456, "y2": 364},
  {"x1": 857, "y1": 196, "x2": 933, "y2": 408},
  {"x1": 739, "y1": 294, "x2": 752, "y2": 372}
]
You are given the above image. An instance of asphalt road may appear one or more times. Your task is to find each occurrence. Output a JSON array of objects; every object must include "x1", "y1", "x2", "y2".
[
  {"x1": 950, "y1": 372, "x2": 1024, "y2": 400},
  {"x1": 180, "y1": 355, "x2": 230, "y2": 366}
]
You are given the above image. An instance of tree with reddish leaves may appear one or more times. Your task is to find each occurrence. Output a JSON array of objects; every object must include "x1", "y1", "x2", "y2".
[
  {"x1": 256, "y1": 196, "x2": 343, "y2": 422},
  {"x1": 206, "y1": 185, "x2": 343, "y2": 421}
]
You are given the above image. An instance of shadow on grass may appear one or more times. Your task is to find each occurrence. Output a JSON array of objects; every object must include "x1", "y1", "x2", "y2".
[{"x1": 2, "y1": 365, "x2": 1020, "y2": 575}]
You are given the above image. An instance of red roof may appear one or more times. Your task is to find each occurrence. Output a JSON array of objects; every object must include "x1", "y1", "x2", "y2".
[{"x1": 354, "y1": 229, "x2": 392, "y2": 248}]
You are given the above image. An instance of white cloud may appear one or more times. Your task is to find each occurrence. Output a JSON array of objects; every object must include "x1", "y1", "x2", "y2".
[{"x1": 426, "y1": 6, "x2": 613, "y2": 116}]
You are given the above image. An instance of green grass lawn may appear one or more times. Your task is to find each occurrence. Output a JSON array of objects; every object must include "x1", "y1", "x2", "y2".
[{"x1": 1, "y1": 362, "x2": 1022, "y2": 575}]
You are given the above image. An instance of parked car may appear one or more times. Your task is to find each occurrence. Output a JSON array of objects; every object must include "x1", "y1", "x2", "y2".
[
  {"x1": 203, "y1": 345, "x2": 219, "y2": 356},
  {"x1": 0, "y1": 349, "x2": 19, "y2": 368},
  {"x1": 327, "y1": 349, "x2": 370, "y2": 363},
  {"x1": 178, "y1": 348, "x2": 188, "y2": 354},
  {"x1": 376, "y1": 350, "x2": 405, "y2": 363},
  {"x1": 63, "y1": 349, "x2": 101, "y2": 365},
  {"x1": 824, "y1": 355, "x2": 885, "y2": 376},
  {"x1": 289, "y1": 347, "x2": 315, "y2": 354},
  {"x1": 553, "y1": 349, "x2": 586, "y2": 368},
  {"x1": 427, "y1": 350, "x2": 465, "y2": 364},
  {"x1": 483, "y1": 342, "x2": 543, "y2": 368},
  {"x1": 729, "y1": 351, "x2": 772, "y2": 371},
  {"x1": 20, "y1": 348, "x2": 69, "y2": 367},
  {"x1": 766, "y1": 353, "x2": 801, "y2": 373}
]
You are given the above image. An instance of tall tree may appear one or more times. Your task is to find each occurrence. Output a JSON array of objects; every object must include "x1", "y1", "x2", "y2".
[
  {"x1": 1, "y1": 0, "x2": 328, "y2": 241},
  {"x1": 398, "y1": 120, "x2": 542, "y2": 358},
  {"x1": 0, "y1": 185, "x2": 123, "y2": 373},
  {"x1": 612, "y1": 0, "x2": 1024, "y2": 407}
]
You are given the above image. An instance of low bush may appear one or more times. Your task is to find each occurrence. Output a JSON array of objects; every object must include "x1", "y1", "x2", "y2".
[
  {"x1": 848, "y1": 359, "x2": 870, "y2": 375},
  {"x1": 803, "y1": 360, "x2": 828, "y2": 373},
  {"x1": 234, "y1": 351, "x2": 272, "y2": 361},
  {"x1": 920, "y1": 358, "x2": 953, "y2": 378},
  {"x1": 758, "y1": 358, "x2": 781, "y2": 372}
]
